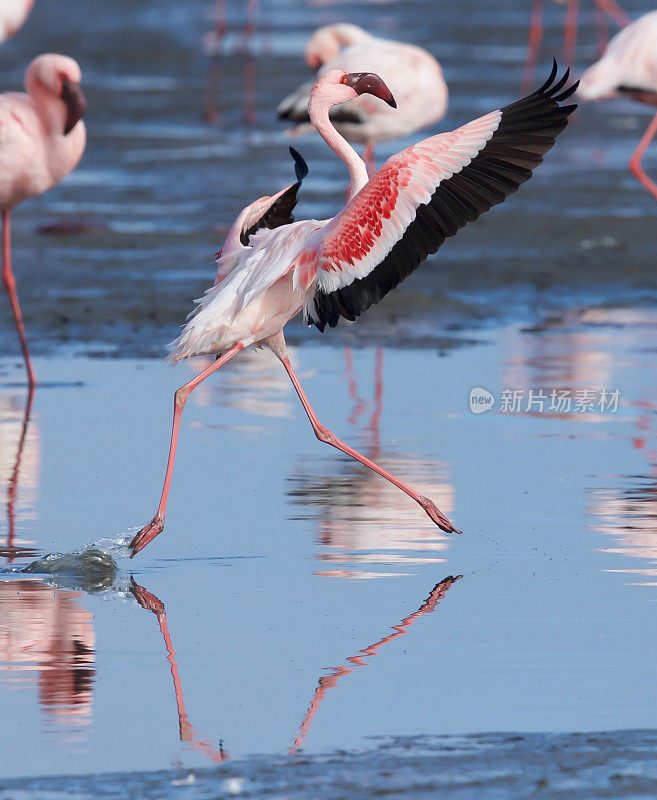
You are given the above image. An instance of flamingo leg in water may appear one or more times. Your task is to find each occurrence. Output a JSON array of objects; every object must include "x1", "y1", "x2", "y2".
[
  {"x1": 593, "y1": 0, "x2": 631, "y2": 28},
  {"x1": 130, "y1": 343, "x2": 244, "y2": 557},
  {"x1": 629, "y1": 110, "x2": 657, "y2": 203},
  {"x1": 522, "y1": 0, "x2": 543, "y2": 93},
  {"x1": 278, "y1": 354, "x2": 458, "y2": 533},
  {"x1": 4, "y1": 383, "x2": 35, "y2": 564},
  {"x1": 563, "y1": 0, "x2": 579, "y2": 67},
  {"x1": 2, "y1": 210, "x2": 36, "y2": 387}
]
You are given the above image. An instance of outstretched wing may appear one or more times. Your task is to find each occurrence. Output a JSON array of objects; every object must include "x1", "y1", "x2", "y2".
[
  {"x1": 240, "y1": 146, "x2": 309, "y2": 245},
  {"x1": 302, "y1": 63, "x2": 577, "y2": 331}
]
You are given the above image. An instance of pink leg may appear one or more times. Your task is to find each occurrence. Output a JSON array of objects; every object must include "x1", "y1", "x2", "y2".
[
  {"x1": 522, "y1": 0, "x2": 543, "y2": 93},
  {"x1": 563, "y1": 0, "x2": 579, "y2": 66},
  {"x1": 203, "y1": 0, "x2": 227, "y2": 123},
  {"x1": 629, "y1": 111, "x2": 657, "y2": 203},
  {"x1": 243, "y1": 0, "x2": 258, "y2": 52},
  {"x1": 243, "y1": 55, "x2": 257, "y2": 125},
  {"x1": 278, "y1": 354, "x2": 458, "y2": 533},
  {"x1": 130, "y1": 343, "x2": 244, "y2": 557},
  {"x1": 593, "y1": 0, "x2": 631, "y2": 28},
  {"x1": 594, "y1": 3, "x2": 609, "y2": 56},
  {"x1": 2, "y1": 210, "x2": 36, "y2": 387}
]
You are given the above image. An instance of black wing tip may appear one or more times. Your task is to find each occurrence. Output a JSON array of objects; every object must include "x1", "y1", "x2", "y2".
[
  {"x1": 534, "y1": 59, "x2": 578, "y2": 104},
  {"x1": 289, "y1": 146, "x2": 309, "y2": 182}
]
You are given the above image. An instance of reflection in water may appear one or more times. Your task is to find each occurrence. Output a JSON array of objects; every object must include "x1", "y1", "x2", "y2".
[
  {"x1": 291, "y1": 349, "x2": 454, "y2": 577},
  {"x1": 502, "y1": 311, "x2": 616, "y2": 421},
  {"x1": 0, "y1": 580, "x2": 95, "y2": 729},
  {"x1": 0, "y1": 386, "x2": 39, "y2": 562},
  {"x1": 130, "y1": 579, "x2": 227, "y2": 763},
  {"x1": 589, "y1": 399, "x2": 657, "y2": 586},
  {"x1": 189, "y1": 347, "x2": 297, "y2": 422},
  {"x1": 291, "y1": 575, "x2": 461, "y2": 753}
]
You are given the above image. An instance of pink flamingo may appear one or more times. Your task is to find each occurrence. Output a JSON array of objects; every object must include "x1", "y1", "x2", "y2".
[
  {"x1": 0, "y1": 0, "x2": 33, "y2": 44},
  {"x1": 523, "y1": 0, "x2": 630, "y2": 91},
  {"x1": 0, "y1": 54, "x2": 87, "y2": 387},
  {"x1": 278, "y1": 23, "x2": 448, "y2": 175},
  {"x1": 578, "y1": 10, "x2": 657, "y2": 203},
  {"x1": 130, "y1": 63, "x2": 577, "y2": 557}
]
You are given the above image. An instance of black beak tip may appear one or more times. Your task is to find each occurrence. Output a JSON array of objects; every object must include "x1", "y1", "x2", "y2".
[{"x1": 387, "y1": 96, "x2": 397, "y2": 109}]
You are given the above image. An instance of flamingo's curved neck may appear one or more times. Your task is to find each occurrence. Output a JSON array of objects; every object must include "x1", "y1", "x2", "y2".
[{"x1": 309, "y1": 101, "x2": 369, "y2": 200}]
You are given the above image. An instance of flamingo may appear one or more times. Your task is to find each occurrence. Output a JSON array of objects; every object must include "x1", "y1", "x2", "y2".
[
  {"x1": 277, "y1": 23, "x2": 448, "y2": 175},
  {"x1": 523, "y1": 0, "x2": 630, "y2": 91},
  {"x1": 129, "y1": 63, "x2": 577, "y2": 558},
  {"x1": 0, "y1": 0, "x2": 33, "y2": 44},
  {"x1": 577, "y1": 10, "x2": 657, "y2": 203},
  {"x1": 0, "y1": 54, "x2": 87, "y2": 387}
]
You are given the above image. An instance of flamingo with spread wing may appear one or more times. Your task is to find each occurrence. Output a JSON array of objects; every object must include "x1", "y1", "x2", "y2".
[{"x1": 130, "y1": 63, "x2": 578, "y2": 557}]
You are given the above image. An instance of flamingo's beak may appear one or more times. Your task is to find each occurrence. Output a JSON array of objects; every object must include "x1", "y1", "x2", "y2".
[
  {"x1": 61, "y1": 78, "x2": 87, "y2": 135},
  {"x1": 341, "y1": 72, "x2": 396, "y2": 108}
]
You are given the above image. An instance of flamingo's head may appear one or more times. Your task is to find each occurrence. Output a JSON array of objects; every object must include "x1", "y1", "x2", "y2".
[
  {"x1": 310, "y1": 69, "x2": 396, "y2": 114},
  {"x1": 304, "y1": 23, "x2": 370, "y2": 70},
  {"x1": 25, "y1": 53, "x2": 87, "y2": 135}
]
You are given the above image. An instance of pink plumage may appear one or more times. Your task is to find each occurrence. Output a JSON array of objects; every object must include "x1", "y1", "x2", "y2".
[
  {"x1": 0, "y1": 54, "x2": 87, "y2": 387},
  {"x1": 130, "y1": 63, "x2": 577, "y2": 557},
  {"x1": 0, "y1": 0, "x2": 33, "y2": 44}
]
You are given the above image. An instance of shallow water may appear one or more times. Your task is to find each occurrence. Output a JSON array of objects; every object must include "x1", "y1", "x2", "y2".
[
  {"x1": 1, "y1": 0, "x2": 657, "y2": 792},
  {"x1": 1, "y1": 309, "x2": 657, "y2": 782}
]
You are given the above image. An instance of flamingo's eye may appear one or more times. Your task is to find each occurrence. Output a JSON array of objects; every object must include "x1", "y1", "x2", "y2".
[{"x1": 340, "y1": 76, "x2": 348, "y2": 85}]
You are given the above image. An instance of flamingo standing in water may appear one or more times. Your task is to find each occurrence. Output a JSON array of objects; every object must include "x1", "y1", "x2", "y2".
[
  {"x1": 523, "y1": 0, "x2": 630, "y2": 90},
  {"x1": 0, "y1": 54, "x2": 87, "y2": 386},
  {"x1": 277, "y1": 23, "x2": 448, "y2": 175},
  {"x1": 130, "y1": 63, "x2": 577, "y2": 557},
  {"x1": 578, "y1": 10, "x2": 657, "y2": 203},
  {"x1": 0, "y1": 0, "x2": 33, "y2": 44}
]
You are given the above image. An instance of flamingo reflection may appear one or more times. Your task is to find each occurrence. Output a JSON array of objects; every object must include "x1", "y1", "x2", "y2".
[
  {"x1": 291, "y1": 348, "x2": 454, "y2": 577},
  {"x1": 130, "y1": 578, "x2": 227, "y2": 763},
  {"x1": 588, "y1": 398, "x2": 657, "y2": 586},
  {"x1": 0, "y1": 385, "x2": 38, "y2": 562},
  {"x1": 291, "y1": 575, "x2": 461, "y2": 753},
  {"x1": 502, "y1": 310, "x2": 618, "y2": 422},
  {"x1": 0, "y1": 579, "x2": 94, "y2": 727}
]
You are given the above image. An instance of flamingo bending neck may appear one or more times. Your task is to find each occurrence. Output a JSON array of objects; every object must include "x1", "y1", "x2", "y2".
[{"x1": 308, "y1": 86, "x2": 369, "y2": 199}]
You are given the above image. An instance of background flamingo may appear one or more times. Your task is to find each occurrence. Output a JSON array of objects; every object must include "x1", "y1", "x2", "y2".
[
  {"x1": 0, "y1": 0, "x2": 33, "y2": 44},
  {"x1": 578, "y1": 10, "x2": 657, "y2": 203},
  {"x1": 277, "y1": 23, "x2": 448, "y2": 174},
  {"x1": 523, "y1": 0, "x2": 630, "y2": 90},
  {"x1": 0, "y1": 54, "x2": 86, "y2": 386}
]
